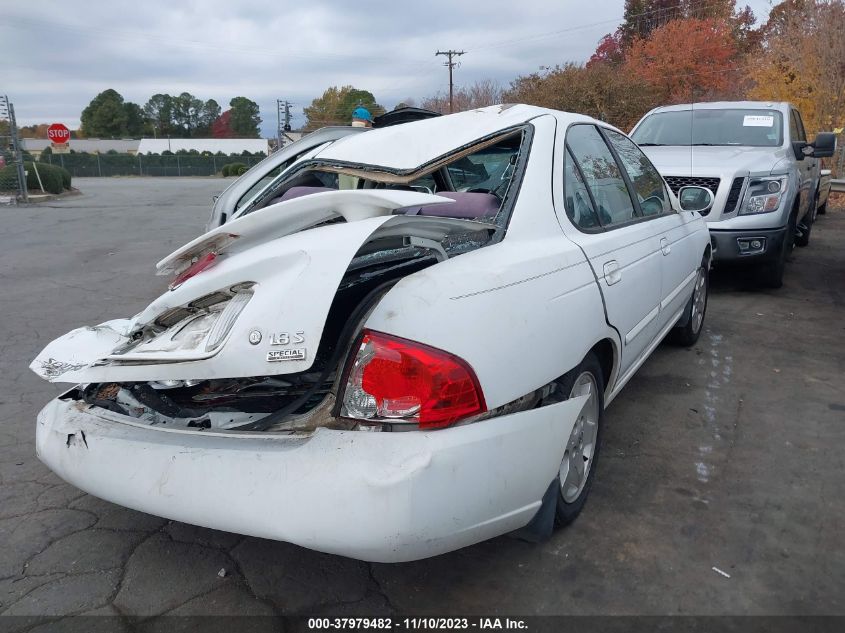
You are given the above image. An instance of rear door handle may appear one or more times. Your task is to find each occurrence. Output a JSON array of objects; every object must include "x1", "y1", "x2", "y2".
[
  {"x1": 660, "y1": 237, "x2": 671, "y2": 256},
  {"x1": 603, "y1": 260, "x2": 621, "y2": 285}
]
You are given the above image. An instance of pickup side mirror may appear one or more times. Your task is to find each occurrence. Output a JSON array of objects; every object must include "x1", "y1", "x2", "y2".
[
  {"x1": 793, "y1": 132, "x2": 837, "y2": 160},
  {"x1": 677, "y1": 185, "x2": 714, "y2": 213},
  {"x1": 809, "y1": 132, "x2": 836, "y2": 158}
]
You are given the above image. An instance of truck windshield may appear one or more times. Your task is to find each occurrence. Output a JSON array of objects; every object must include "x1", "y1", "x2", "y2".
[{"x1": 632, "y1": 109, "x2": 784, "y2": 147}]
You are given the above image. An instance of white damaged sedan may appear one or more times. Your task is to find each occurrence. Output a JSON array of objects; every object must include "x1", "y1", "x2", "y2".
[{"x1": 31, "y1": 105, "x2": 712, "y2": 562}]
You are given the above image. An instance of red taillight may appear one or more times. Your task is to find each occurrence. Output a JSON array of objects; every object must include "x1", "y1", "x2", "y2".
[
  {"x1": 341, "y1": 329, "x2": 486, "y2": 429},
  {"x1": 169, "y1": 253, "x2": 218, "y2": 290}
]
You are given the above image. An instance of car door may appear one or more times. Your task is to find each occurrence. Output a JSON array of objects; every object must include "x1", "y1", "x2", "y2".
[
  {"x1": 790, "y1": 109, "x2": 815, "y2": 221},
  {"x1": 602, "y1": 128, "x2": 701, "y2": 331},
  {"x1": 562, "y1": 124, "x2": 662, "y2": 378}
]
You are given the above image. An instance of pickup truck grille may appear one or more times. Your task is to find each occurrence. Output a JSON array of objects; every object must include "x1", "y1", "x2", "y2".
[
  {"x1": 663, "y1": 176, "x2": 721, "y2": 217},
  {"x1": 664, "y1": 176, "x2": 721, "y2": 195}
]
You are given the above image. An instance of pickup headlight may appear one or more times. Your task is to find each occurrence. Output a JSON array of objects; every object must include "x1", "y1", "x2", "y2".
[{"x1": 739, "y1": 176, "x2": 788, "y2": 215}]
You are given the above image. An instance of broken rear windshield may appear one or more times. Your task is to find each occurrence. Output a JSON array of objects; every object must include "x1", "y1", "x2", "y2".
[{"x1": 242, "y1": 129, "x2": 527, "y2": 225}]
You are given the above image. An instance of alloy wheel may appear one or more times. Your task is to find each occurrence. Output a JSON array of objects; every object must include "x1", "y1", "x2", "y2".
[
  {"x1": 690, "y1": 267, "x2": 706, "y2": 334},
  {"x1": 560, "y1": 372, "x2": 600, "y2": 503}
]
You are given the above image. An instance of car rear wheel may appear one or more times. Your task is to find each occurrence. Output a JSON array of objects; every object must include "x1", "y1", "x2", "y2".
[
  {"x1": 669, "y1": 260, "x2": 708, "y2": 347},
  {"x1": 555, "y1": 353, "x2": 605, "y2": 526}
]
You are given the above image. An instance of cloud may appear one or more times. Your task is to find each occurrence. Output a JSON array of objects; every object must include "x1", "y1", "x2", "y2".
[{"x1": 2, "y1": 0, "x2": 772, "y2": 135}]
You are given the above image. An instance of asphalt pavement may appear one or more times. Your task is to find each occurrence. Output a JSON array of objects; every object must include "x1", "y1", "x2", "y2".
[{"x1": 0, "y1": 178, "x2": 843, "y2": 624}]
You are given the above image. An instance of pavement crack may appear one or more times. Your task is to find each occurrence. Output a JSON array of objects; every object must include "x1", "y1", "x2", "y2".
[{"x1": 366, "y1": 563, "x2": 398, "y2": 615}]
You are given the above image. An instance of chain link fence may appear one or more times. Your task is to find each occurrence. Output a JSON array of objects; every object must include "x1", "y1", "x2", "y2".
[
  {"x1": 0, "y1": 142, "x2": 16, "y2": 198},
  {"x1": 1, "y1": 95, "x2": 26, "y2": 203},
  {"x1": 39, "y1": 153, "x2": 264, "y2": 178}
]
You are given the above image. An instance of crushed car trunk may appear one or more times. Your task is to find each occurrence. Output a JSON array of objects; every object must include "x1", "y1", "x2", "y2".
[{"x1": 31, "y1": 189, "x2": 494, "y2": 433}]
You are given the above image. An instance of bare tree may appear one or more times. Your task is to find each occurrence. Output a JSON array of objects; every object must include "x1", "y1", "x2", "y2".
[{"x1": 421, "y1": 80, "x2": 505, "y2": 114}]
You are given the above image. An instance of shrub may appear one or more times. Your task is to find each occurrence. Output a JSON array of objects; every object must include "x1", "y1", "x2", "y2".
[
  {"x1": 55, "y1": 164, "x2": 72, "y2": 190},
  {"x1": 223, "y1": 162, "x2": 246, "y2": 177},
  {"x1": 17, "y1": 161, "x2": 64, "y2": 194},
  {"x1": 0, "y1": 165, "x2": 19, "y2": 193},
  {"x1": 0, "y1": 162, "x2": 71, "y2": 193}
]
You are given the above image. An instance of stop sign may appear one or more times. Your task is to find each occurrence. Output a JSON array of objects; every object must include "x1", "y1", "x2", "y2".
[{"x1": 47, "y1": 123, "x2": 71, "y2": 144}]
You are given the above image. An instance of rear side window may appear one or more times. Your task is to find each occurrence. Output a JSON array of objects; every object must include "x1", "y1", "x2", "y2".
[
  {"x1": 563, "y1": 149, "x2": 601, "y2": 229},
  {"x1": 446, "y1": 135, "x2": 521, "y2": 194},
  {"x1": 566, "y1": 125, "x2": 636, "y2": 226},
  {"x1": 235, "y1": 165, "x2": 284, "y2": 211},
  {"x1": 789, "y1": 110, "x2": 806, "y2": 142},
  {"x1": 604, "y1": 129, "x2": 671, "y2": 217}
]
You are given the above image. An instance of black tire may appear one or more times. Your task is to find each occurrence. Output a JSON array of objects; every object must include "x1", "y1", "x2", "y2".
[
  {"x1": 794, "y1": 220, "x2": 811, "y2": 247},
  {"x1": 669, "y1": 258, "x2": 708, "y2": 347},
  {"x1": 758, "y1": 208, "x2": 796, "y2": 289},
  {"x1": 795, "y1": 196, "x2": 815, "y2": 247},
  {"x1": 818, "y1": 200, "x2": 827, "y2": 215},
  {"x1": 555, "y1": 352, "x2": 605, "y2": 527}
]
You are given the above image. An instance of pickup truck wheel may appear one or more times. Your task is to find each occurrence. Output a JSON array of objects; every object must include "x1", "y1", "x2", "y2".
[
  {"x1": 817, "y1": 200, "x2": 827, "y2": 215},
  {"x1": 796, "y1": 195, "x2": 816, "y2": 247},
  {"x1": 795, "y1": 219, "x2": 812, "y2": 247},
  {"x1": 669, "y1": 262, "x2": 708, "y2": 347},
  {"x1": 758, "y1": 209, "x2": 796, "y2": 289},
  {"x1": 555, "y1": 353, "x2": 605, "y2": 527}
]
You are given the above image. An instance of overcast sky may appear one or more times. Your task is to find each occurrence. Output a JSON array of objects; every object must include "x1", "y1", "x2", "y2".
[{"x1": 2, "y1": 0, "x2": 773, "y2": 136}]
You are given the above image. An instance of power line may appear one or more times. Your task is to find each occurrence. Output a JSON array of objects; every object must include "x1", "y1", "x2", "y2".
[
  {"x1": 467, "y1": 0, "x2": 743, "y2": 52},
  {"x1": 435, "y1": 50, "x2": 466, "y2": 114}
]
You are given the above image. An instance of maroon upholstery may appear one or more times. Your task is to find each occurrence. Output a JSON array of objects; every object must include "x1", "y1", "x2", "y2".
[{"x1": 397, "y1": 192, "x2": 500, "y2": 219}]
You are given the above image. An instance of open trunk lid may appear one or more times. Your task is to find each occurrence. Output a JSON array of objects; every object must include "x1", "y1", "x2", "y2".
[{"x1": 31, "y1": 190, "x2": 490, "y2": 384}]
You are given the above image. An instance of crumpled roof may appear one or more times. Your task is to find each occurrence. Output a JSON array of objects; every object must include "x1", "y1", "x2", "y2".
[{"x1": 315, "y1": 104, "x2": 599, "y2": 171}]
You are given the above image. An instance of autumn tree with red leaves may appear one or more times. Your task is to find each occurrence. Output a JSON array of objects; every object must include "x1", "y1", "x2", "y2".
[
  {"x1": 211, "y1": 111, "x2": 235, "y2": 138},
  {"x1": 623, "y1": 17, "x2": 744, "y2": 103}
]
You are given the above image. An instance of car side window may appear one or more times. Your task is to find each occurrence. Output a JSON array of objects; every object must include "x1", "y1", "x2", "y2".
[
  {"x1": 603, "y1": 128, "x2": 671, "y2": 217},
  {"x1": 563, "y1": 148, "x2": 601, "y2": 230},
  {"x1": 789, "y1": 110, "x2": 806, "y2": 143},
  {"x1": 566, "y1": 125, "x2": 637, "y2": 226},
  {"x1": 793, "y1": 110, "x2": 807, "y2": 142}
]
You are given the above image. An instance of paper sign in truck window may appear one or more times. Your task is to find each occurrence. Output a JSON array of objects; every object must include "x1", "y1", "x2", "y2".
[{"x1": 743, "y1": 115, "x2": 775, "y2": 127}]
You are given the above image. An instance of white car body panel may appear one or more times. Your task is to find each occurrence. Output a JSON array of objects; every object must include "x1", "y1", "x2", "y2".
[
  {"x1": 315, "y1": 105, "x2": 574, "y2": 171},
  {"x1": 158, "y1": 189, "x2": 453, "y2": 275},
  {"x1": 30, "y1": 105, "x2": 710, "y2": 561},
  {"x1": 37, "y1": 394, "x2": 586, "y2": 563}
]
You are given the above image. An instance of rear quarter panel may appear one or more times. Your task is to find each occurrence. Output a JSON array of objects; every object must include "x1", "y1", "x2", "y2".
[
  {"x1": 366, "y1": 116, "x2": 614, "y2": 409},
  {"x1": 365, "y1": 238, "x2": 610, "y2": 410}
]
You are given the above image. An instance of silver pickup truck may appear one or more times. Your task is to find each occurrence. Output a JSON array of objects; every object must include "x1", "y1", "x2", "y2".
[{"x1": 631, "y1": 101, "x2": 836, "y2": 287}]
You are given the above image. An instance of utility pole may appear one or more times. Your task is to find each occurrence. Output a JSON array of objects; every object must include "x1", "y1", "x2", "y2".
[
  {"x1": 276, "y1": 99, "x2": 292, "y2": 151},
  {"x1": 435, "y1": 50, "x2": 465, "y2": 113}
]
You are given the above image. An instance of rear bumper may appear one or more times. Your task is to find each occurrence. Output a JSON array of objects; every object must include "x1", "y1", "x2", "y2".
[
  {"x1": 709, "y1": 226, "x2": 787, "y2": 263},
  {"x1": 36, "y1": 394, "x2": 586, "y2": 562}
]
